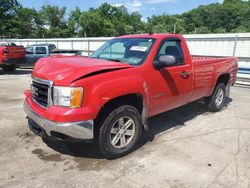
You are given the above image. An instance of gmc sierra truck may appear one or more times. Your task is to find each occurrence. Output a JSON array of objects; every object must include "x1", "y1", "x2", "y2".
[
  {"x1": 0, "y1": 43, "x2": 25, "y2": 72},
  {"x1": 23, "y1": 34, "x2": 238, "y2": 158}
]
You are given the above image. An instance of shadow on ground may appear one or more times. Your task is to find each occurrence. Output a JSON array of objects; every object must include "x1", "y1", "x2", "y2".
[
  {"x1": 0, "y1": 69, "x2": 32, "y2": 76},
  {"x1": 42, "y1": 98, "x2": 233, "y2": 159}
]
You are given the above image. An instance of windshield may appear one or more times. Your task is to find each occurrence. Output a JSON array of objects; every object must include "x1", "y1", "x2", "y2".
[{"x1": 90, "y1": 38, "x2": 155, "y2": 65}]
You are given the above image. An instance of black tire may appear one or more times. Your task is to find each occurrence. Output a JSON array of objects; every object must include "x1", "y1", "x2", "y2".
[
  {"x1": 97, "y1": 105, "x2": 142, "y2": 159},
  {"x1": 205, "y1": 83, "x2": 226, "y2": 112},
  {"x1": 2, "y1": 65, "x2": 16, "y2": 73}
]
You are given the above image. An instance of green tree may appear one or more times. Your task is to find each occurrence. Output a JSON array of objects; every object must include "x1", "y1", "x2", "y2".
[
  {"x1": 1, "y1": 0, "x2": 250, "y2": 38},
  {"x1": 147, "y1": 14, "x2": 185, "y2": 34},
  {"x1": 78, "y1": 3, "x2": 145, "y2": 37},
  {"x1": 40, "y1": 4, "x2": 70, "y2": 37},
  {"x1": 10, "y1": 8, "x2": 39, "y2": 38},
  {"x1": 0, "y1": 0, "x2": 21, "y2": 37},
  {"x1": 68, "y1": 7, "x2": 82, "y2": 36}
]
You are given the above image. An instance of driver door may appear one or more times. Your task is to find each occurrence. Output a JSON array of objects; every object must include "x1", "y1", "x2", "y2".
[{"x1": 149, "y1": 38, "x2": 193, "y2": 115}]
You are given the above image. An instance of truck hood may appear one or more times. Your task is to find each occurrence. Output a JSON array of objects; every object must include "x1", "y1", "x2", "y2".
[{"x1": 33, "y1": 56, "x2": 132, "y2": 85}]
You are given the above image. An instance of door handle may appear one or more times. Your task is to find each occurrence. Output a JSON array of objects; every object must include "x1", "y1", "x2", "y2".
[{"x1": 180, "y1": 71, "x2": 190, "y2": 78}]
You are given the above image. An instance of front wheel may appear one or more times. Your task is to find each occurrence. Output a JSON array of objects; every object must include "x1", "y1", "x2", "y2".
[
  {"x1": 97, "y1": 105, "x2": 142, "y2": 159},
  {"x1": 2, "y1": 64, "x2": 16, "y2": 73},
  {"x1": 205, "y1": 83, "x2": 226, "y2": 112}
]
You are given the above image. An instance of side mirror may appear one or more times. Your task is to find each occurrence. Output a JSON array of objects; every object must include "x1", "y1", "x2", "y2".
[{"x1": 154, "y1": 55, "x2": 177, "y2": 70}]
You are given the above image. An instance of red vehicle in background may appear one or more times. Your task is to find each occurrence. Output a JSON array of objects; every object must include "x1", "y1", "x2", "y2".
[
  {"x1": 23, "y1": 34, "x2": 238, "y2": 158},
  {"x1": 0, "y1": 42, "x2": 26, "y2": 72}
]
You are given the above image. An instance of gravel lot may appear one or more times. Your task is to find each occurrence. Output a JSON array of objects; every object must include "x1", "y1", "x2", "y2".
[{"x1": 0, "y1": 69, "x2": 249, "y2": 188}]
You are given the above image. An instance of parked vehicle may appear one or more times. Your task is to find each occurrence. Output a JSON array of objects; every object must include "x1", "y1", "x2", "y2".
[
  {"x1": 23, "y1": 34, "x2": 238, "y2": 158},
  {"x1": 0, "y1": 42, "x2": 17, "y2": 46},
  {"x1": 0, "y1": 43, "x2": 25, "y2": 72},
  {"x1": 25, "y1": 44, "x2": 82, "y2": 67}
]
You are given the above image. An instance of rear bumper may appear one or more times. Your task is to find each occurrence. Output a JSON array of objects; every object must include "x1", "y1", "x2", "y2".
[
  {"x1": 23, "y1": 101, "x2": 94, "y2": 140},
  {"x1": 1, "y1": 57, "x2": 26, "y2": 65}
]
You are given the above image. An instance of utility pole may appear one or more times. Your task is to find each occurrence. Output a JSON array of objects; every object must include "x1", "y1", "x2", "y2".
[
  {"x1": 174, "y1": 24, "x2": 176, "y2": 34},
  {"x1": 195, "y1": 28, "x2": 197, "y2": 34},
  {"x1": 233, "y1": 35, "x2": 238, "y2": 57}
]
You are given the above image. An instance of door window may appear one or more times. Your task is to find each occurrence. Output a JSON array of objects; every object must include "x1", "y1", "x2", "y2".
[
  {"x1": 35, "y1": 47, "x2": 47, "y2": 54},
  {"x1": 155, "y1": 40, "x2": 184, "y2": 65},
  {"x1": 25, "y1": 47, "x2": 34, "y2": 54}
]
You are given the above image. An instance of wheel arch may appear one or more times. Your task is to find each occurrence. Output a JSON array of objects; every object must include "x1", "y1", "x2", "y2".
[
  {"x1": 216, "y1": 73, "x2": 230, "y2": 87},
  {"x1": 207, "y1": 73, "x2": 230, "y2": 98},
  {"x1": 94, "y1": 93, "x2": 148, "y2": 132}
]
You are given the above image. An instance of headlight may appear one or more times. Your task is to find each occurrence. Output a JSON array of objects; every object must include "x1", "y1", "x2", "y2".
[{"x1": 53, "y1": 86, "x2": 83, "y2": 108}]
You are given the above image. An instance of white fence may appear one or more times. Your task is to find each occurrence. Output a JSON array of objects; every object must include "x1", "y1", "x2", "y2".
[
  {"x1": 6, "y1": 33, "x2": 250, "y2": 69},
  {"x1": 184, "y1": 33, "x2": 250, "y2": 69},
  {"x1": 11, "y1": 37, "x2": 112, "y2": 56}
]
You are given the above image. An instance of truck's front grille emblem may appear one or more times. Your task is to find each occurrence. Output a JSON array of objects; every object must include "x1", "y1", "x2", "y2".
[{"x1": 31, "y1": 77, "x2": 53, "y2": 108}]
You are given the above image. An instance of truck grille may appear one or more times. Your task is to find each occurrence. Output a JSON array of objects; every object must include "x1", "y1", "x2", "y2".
[{"x1": 31, "y1": 77, "x2": 53, "y2": 108}]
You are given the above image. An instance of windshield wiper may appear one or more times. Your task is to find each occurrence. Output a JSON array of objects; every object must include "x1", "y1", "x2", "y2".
[
  {"x1": 105, "y1": 58, "x2": 123, "y2": 63},
  {"x1": 91, "y1": 57, "x2": 126, "y2": 63}
]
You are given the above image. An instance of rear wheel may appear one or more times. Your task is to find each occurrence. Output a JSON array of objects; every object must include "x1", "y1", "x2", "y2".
[
  {"x1": 2, "y1": 65, "x2": 16, "y2": 73},
  {"x1": 205, "y1": 83, "x2": 226, "y2": 112},
  {"x1": 97, "y1": 105, "x2": 142, "y2": 159}
]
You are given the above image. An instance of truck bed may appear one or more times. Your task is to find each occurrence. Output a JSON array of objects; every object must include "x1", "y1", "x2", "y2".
[
  {"x1": 191, "y1": 56, "x2": 238, "y2": 79},
  {"x1": 190, "y1": 55, "x2": 238, "y2": 101},
  {"x1": 50, "y1": 49, "x2": 82, "y2": 56},
  {"x1": 192, "y1": 55, "x2": 237, "y2": 62}
]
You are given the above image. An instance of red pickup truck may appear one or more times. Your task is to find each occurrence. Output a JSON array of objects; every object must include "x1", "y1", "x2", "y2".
[
  {"x1": 0, "y1": 43, "x2": 26, "y2": 72},
  {"x1": 23, "y1": 34, "x2": 238, "y2": 158}
]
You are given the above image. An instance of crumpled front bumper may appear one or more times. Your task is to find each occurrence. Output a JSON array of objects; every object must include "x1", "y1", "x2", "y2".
[{"x1": 23, "y1": 101, "x2": 94, "y2": 141}]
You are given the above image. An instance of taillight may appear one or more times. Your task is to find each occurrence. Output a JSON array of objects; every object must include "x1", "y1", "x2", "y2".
[{"x1": 3, "y1": 49, "x2": 9, "y2": 55}]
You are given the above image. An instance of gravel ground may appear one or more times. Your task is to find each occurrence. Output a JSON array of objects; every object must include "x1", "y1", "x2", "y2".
[{"x1": 0, "y1": 69, "x2": 249, "y2": 188}]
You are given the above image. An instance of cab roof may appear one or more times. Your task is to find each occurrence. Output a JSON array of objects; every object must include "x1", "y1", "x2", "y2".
[{"x1": 118, "y1": 33, "x2": 184, "y2": 40}]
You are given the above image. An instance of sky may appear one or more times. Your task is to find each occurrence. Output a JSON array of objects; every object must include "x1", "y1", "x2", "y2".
[{"x1": 19, "y1": 0, "x2": 223, "y2": 19}]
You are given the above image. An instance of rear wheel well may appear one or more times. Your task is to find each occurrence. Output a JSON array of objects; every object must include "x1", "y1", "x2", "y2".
[
  {"x1": 216, "y1": 74, "x2": 230, "y2": 86},
  {"x1": 205, "y1": 73, "x2": 230, "y2": 100},
  {"x1": 94, "y1": 94, "x2": 144, "y2": 131}
]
